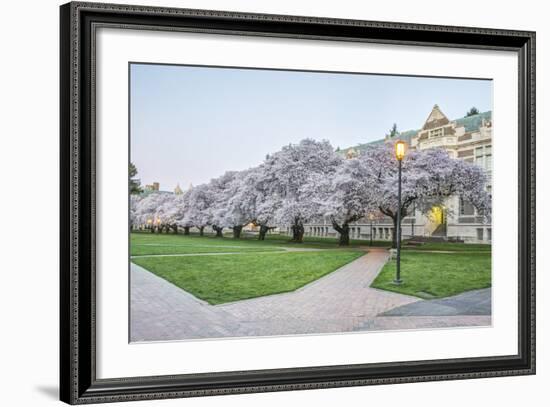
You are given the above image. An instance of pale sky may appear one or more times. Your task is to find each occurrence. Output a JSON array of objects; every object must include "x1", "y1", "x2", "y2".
[{"x1": 130, "y1": 63, "x2": 492, "y2": 191}]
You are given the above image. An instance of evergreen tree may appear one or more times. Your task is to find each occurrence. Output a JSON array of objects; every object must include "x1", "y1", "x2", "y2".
[
  {"x1": 466, "y1": 107, "x2": 480, "y2": 117},
  {"x1": 129, "y1": 162, "x2": 142, "y2": 194},
  {"x1": 386, "y1": 123, "x2": 399, "y2": 138}
]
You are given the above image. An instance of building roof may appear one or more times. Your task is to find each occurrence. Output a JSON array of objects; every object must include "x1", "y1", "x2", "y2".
[
  {"x1": 454, "y1": 110, "x2": 492, "y2": 133},
  {"x1": 387, "y1": 129, "x2": 419, "y2": 145},
  {"x1": 421, "y1": 104, "x2": 451, "y2": 130},
  {"x1": 339, "y1": 109, "x2": 491, "y2": 156}
]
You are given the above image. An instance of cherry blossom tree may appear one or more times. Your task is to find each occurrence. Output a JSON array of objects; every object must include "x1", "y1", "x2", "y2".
[
  {"x1": 178, "y1": 191, "x2": 193, "y2": 235},
  {"x1": 217, "y1": 168, "x2": 265, "y2": 239},
  {"x1": 156, "y1": 193, "x2": 186, "y2": 233},
  {"x1": 314, "y1": 159, "x2": 377, "y2": 246},
  {"x1": 180, "y1": 184, "x2": 213, "y2": 236},
  {"x1": 264, "y1": 139, "x2": 343, "y2": 242},
  {"x1": 361, "y1": 142, "x2": 491, "y2": 248},
  {"x1": 129, "y1": 194, "x2": 142, "y2": 230},
  {"x1": 234, "y1": 164, "x2": 280, "y2": 240},
  {"x1": 208, "y1": 171, "x2": 240, "y2": 237},
  {"x1": 136, "y1": 193, "x2": 182, "y2": 233}
]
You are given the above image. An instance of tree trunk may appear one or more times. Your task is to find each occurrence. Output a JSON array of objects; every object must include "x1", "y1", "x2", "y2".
[
  {"x1": 258, "y1": 225, "x2": 275, "y2": 240},
  {"x1": 199, "y1": 226, "x2": 204, "y2": 236},
  {"x1": 213, "y1": 225, "x2": 223, "y2": 237},
  {"x1": 150, "y1": 226, "x2": 154, "y2": 233},
  {"x1": 331, "y1": 220, "x2": 350, "y2": 246},
  {"x1": 172, "y1": 224, "x2": 178, "y2": 234},
  {"x1": 258, "y1": 225, "x2": 268, "y2": 240},
  {"x1": 291, "y1": 219, "x2": 304, "y2": 243},
  {"x1": 232, "y1": 225, "x2": 242, "y2": 239},
  {"x1": 183, "y1": 226, "x2": 190, "y2": 235}
]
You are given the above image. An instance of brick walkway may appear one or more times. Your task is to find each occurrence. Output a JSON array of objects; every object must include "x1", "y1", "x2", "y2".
[
  {"x1": 131, "y1": 248, "x2": 419, "y2": 341},
  {"x1": 358, "y1": 315, "x2": 491, "y2": 331},
  {"x1": 355, "y1": 288, "x2": 492, "y2": 332},
  {"x1": 216, "y1": 248, "x2": 418, "y2": 337},
  {"x1": 130, "y1": 248, "x2": 490, "y2": 342}
]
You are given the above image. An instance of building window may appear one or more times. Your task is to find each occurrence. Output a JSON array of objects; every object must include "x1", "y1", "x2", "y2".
[
  {"x1": 475, "y1": 147, "x2": 484, "y2": 166},
  {"x1": 474, "y1": 145, "x2": 492, "y2": 171},
  {"x1": 429, "y1": 128, "x2": 443, "y2": 138},
  {"x1": 459, "y1": 197, "x2": 475, "y2": 216},
  {"x1": 477, "y1": 228, "x2": 484, "y2": 241},
  {"x1": 487, "y1": 228, "x2": 492, "y2": 242}
]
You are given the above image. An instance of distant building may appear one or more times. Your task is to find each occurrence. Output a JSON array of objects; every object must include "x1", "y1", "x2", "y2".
[
  {"x1": 300, "y1": 105, "x2": 492, "y2": 243},
  {"x1": 140, "y1": 182, "x2": 185, "y2": 197},
  {"x1": 145, "y1": 182, "x2": 160, "y2": 192},
  {"x1": 345, "y1": 148, "x2": 359, "y2": 159}
]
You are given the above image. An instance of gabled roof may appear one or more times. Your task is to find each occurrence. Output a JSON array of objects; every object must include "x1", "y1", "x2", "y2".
[{"x1": 422, "y1": 104, "x2": 450, "y2": 130}]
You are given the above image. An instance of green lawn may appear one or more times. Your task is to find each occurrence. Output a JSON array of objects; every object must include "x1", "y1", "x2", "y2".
[
  {"x1": 132, "y1": 250, "x2": 364, "y2": 304},
  {"x1": 401, "y1": 242, "x2": 491, "y2": 252},
  {"x1": 131, "y1": 232, "x2": 365, "y2": 255},
  {"x1": 131, "y1": 232, "x2": 491, "y2": 303},
  {"x1": 132, "y1": 231, "x2": 490, "y2": 252},
  {"x1": 371, "y1": 251, "x2": 491, "y2": 299},
  {"x1": 131, "y1": 233, "x2": 285, "y2": 256},
  {"x1": 254, "y1": 234, "x2": 391, "y2": 247}
]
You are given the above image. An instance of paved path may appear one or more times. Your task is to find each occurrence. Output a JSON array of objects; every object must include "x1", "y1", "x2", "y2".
[
  {"x1": 130, "y1": 248, "x2": 418, "y2": 341},
  {"x1": 131, "y1": 263, "x2": 245, "y2": 341},
  {"x1": 216, "y1": 248, "x2": 418, "y2": 337},
  {"x1": 381, "y1": 288, "x2": 491, "y2": 316},
  {"x1": 358, "y1": 315, "x2": 491, "y2": 331},
  {"x1": 354, "y1": 288, "x2": 492, "y2": 332},
  {"x1": 130, "y1": 248, "x2": 490, "y2": 341}
]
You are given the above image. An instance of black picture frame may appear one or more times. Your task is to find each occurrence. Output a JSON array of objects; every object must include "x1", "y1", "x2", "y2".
[{"x1": 60, "y1": 1, "x2": 536, "y2": 404}]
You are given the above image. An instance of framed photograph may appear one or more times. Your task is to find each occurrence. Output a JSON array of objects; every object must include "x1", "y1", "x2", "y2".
[{"x1": 60, "y1": 1, "x2": 535, "y2": 404}]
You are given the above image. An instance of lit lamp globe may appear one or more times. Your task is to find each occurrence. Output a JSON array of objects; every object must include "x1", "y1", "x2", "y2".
[{"x1": 395, "y1": 140, "x2": 406, "y2": 161}]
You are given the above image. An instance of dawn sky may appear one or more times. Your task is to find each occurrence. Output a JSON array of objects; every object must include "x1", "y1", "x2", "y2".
[{"x1": 130, "y1": 63, "x2": 492, "y2": 191}]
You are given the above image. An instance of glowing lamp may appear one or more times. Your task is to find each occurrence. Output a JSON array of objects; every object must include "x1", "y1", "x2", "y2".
[{"x1": 395, "y1": 140, "x2": 406, "y2": 161}]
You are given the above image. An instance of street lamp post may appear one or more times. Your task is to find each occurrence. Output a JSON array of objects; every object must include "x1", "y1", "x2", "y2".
[
  {"x1": 368, "y1": 213, "x2": 374, "y2": 246},
  {"x1": 411, "y1": 202, "x2": 416, "y2": 237},
  {"x1": 394, "y1": 140, "x2": 406, "y2": 284}
]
